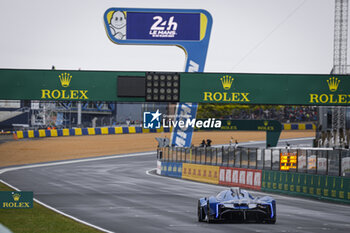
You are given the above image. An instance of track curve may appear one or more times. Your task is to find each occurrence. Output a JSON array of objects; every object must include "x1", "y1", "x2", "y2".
[{"x1": 1, "y1": 141, "x2": 350, "y2": 233}]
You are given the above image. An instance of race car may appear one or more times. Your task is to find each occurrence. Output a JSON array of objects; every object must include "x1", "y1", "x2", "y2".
[{"x1": 198, "y1": 188, "x2": 276, "y2": 223}]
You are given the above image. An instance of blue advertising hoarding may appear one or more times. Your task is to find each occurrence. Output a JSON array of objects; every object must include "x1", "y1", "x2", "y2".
[
  {"x1": 171, "y1": 103, "x2": 198, "y2": 147},
  {"x1": 104, "y1": 8, "x2": 212, "y2": 147},
  {"x1": 161, "y1": 162, "x2": 183, "y2": 178}
]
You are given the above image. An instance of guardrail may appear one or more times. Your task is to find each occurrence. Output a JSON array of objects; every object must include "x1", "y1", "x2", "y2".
[
  {"x1": 14, "y1": 126, "x2": 171, "y2": 139},
  {"x1": 11, "y1": 122, "x2": 314, "y2": 139},
  {"x1": 158, "y1": 146, "x2": 350, "y2": 177},
  {"x1": 282, "y1": 123, "x2": 315, "y2": 130}
]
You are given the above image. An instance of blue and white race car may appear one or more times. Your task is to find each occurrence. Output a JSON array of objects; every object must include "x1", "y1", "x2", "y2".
[{"x1": 198, "y1": 188, "x2": 276, "y2": 223}]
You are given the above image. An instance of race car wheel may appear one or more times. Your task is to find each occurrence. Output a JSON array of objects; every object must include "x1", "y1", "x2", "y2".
[
  {"x1": 206, "y1": 200, "x2": 215, "y2": 223},
  {"x1": 266, "y1": 217, "x2": 276, "y2": 224},
  {"x1": 198, "y1": 200, "x2": 204, "y2": 222}
]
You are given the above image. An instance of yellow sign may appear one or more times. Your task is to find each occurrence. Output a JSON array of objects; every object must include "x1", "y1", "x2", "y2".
[
  {"x1": 41, "y1": 73, "x2": 89, "y2": 100},
  {"x1": 280, "y1": 152, "x2": 297, "y2": 171},
  {"x1": 182, "y1": 163, "x2": 219, "y2": 184}
]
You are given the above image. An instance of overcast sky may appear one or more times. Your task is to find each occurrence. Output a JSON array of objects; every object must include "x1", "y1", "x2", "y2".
[{"x1": 0, "y1": 0, "x2": 336, "y2": 74}]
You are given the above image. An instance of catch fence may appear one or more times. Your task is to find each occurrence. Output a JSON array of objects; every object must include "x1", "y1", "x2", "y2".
[{"x1": 157, "y1": 146, "x2": 350, "y2": 177}]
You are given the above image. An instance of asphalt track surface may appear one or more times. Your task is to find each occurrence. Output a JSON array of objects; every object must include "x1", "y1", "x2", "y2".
[{"x1": 1, "y1": 138, "x2": 350, "y2": 233}]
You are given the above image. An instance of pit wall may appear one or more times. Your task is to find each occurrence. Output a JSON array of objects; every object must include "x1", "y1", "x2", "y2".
[
  {"x1": 14, "y1": 126, "x2": 170, "y2": 139},
  {"x1": 158, "y1": 160, "x2": 350, "y2": 204},
  {"x1": 13, "y1": 123, "x2": 314, "y2": 139}
]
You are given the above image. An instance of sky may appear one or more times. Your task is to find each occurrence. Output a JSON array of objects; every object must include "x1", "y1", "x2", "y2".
[{"x1": 0, "y1": 0, "x2": 336, "y2": 74}]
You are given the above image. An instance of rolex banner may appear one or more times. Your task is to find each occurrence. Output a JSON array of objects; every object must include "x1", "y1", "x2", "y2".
[
  {"x1": 0, "y1": 69, "x2": 349, "y2": 105},
  {"x1": 180, "y1": 73, "x2": 350, "y2": 105},
  {"x1": 0, "y1": 191, "x2": 33, "y2": 209}
]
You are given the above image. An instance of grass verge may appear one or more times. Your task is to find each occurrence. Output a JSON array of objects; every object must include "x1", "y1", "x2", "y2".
[{"x1": 0, "y1": 182, "x2": 101, "y2": 233}]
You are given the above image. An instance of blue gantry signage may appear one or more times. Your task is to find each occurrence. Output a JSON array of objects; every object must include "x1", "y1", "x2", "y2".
[
  {"x1": 103, "y1": 8, "x2": 213, "y2": 148},
  {"x1": 125, "y1": 12, "x2": 200, "y2": 41}
]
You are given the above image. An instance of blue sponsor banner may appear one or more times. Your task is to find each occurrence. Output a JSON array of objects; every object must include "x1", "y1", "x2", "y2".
[
  {"x1": 161, "y1": 162, "x2": 182, "y2": 178},
  {"x1": 170, "y1": 103, "x2": 198, "y2": 147},
  {"x1": 126, "y1": 12, "x2": 200, "y2": 41}
]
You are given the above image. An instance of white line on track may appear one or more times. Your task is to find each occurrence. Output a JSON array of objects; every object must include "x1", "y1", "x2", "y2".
[
  {"x1": 213, "y1": 137, "x2": 314, "y2": 147},
  {"x1": 0, "y1": 179, "x2": 115, "y2": 233},
  {"x1": 0, "y1": 151, "x2": 155, "y2": 175},
  {"x1": 0, "y1": 151, "x2": 155, "y2": 233}
]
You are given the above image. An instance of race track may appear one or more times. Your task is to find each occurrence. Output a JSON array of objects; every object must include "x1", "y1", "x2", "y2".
[{"x1": 1, "y1": 138, "x2": 350, "y2": 233}]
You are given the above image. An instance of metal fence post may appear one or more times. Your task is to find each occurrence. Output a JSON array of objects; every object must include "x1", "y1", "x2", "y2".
[
  {"x1": 270, "y1": 149, "x2": 273, "y2": 170},
  {"x1": 262, "y1": 149, "x2": 265, "y2": 170},
  {"x1": 222, "y1": 146, "x2": 224, "y2": 166},
  {"x1": 296, "y1": 149, "x2": 299, "y2": 173},
  {"x1": 227, "y1": 147, "x2": 230, "y2": 167},
  {"x1": 247, "y1": 148, "x2": 250, "y2": 168},
  {"x1": 316, "y1": 149, "x2": 318, "y2": 174},
  {"x1": 306, "y1": 149, "x2": 309, "y2": 174},
  {"x1": 279, "y1": 149, "x2": 282, "y2": 172},
  {"x1": 234, "y1": 148, "x2": 236, "y2": 168},
  {"x1": 195, "y1": 147, "x2": 197, "y2": 164},
  {"x1": 339, "y1": 149, "x2": 342, "y2": 177},
  {"x1": 240, "y1": 148, "x2": 242, "y2": 168},
  {"x1": 326, "y1": 150, "x2": 329, "y2": 175}
]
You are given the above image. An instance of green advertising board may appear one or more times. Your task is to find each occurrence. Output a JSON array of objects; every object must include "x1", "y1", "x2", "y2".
[
  {"x1": 180, "y1": 73, "x2": 350, "y2": 105},
  {"x1": 0, "y1": 191, "x2": 33, "y2": 209},
  {"x1": 195, "y1": 120, "x2": 282, "y2": 147},
  {"x1": 261, "y1": 170, "x2": 350, "y2": 204},
  {"x1": 0, "y1": 69, "x2": 144, "y2": 102},
  {"x1": 0, "y1": 69, "x2": 349, "y2": 105}
]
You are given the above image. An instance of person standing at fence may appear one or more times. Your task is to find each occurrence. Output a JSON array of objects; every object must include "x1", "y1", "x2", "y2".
[
  {"x1": 229, "y1": 137, "x2": 234, "y2": 146},
  {"x1": 206, "y1": 139, "x2": 212, "y2": 147},
  {"x1": 234, "y1": 140, "x2": 238, "y2": 149}
]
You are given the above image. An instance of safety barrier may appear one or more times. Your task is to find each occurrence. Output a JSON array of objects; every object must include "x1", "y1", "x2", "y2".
[
  {"x1": 158, "y1": 141, "x2": 350, "y2": 204},
  {"x1": 182, "y1": 163, "x2": 219, "y2": 184},
  {"x1": 262, "y1": 170, "x2": 350, "y2": 204},
  {"x1": 161, "y1": 161, "x2": 182, "y2": 178},
  {"x1": 12, "y1": 122, "x2": 313, "y2": 139},
  {"x1": 158, "y1": 146, "x2": 350, "y2": 177},
  {"x1": 157, "y1": 159, "x2": 350, "y2": 204},
  {"x1": 219, "y1": 167, "x2": 262, "y2": 190},
  {"x1": 157, "y1": 158, "x2": 262, "y2": 189},
  {"x1": 14, "y1": 126, "x2": 171, "y2": 139},
  {"x1": 282, "y1": 123, "x2": 316, "y2": 130}
]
